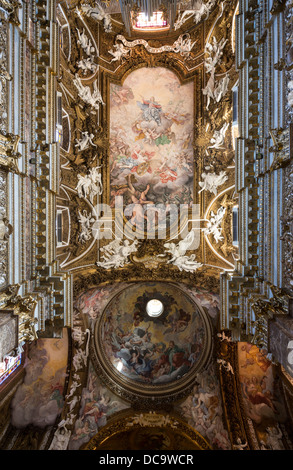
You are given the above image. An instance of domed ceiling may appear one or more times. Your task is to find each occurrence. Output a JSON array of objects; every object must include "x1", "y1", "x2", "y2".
[{"x1": 92, "y1": 282, "x2": 213, "y2": 405}]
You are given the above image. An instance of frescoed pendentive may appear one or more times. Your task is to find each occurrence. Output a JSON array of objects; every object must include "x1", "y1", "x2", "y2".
[
  {"x1": 109, "y1": 67, "x2": 194, "y2": 231},
  {"x1": 95, "y1": 282, "x2": 209, "y2": 386},
  {"x1": 238, "y1": 343, "x2": 290, "y2": 449}
]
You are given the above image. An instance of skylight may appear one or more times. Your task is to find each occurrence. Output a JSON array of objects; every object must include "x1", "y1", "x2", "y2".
[{"x1": 133, "y1": 11, "x2": 169, "y2": 30}]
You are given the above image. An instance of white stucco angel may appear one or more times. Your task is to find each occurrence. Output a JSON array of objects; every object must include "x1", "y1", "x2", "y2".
[
  {"x1": 214, "y1": 74, "x2": 230, "y2": 103},
  {"x1": 76, "y1": 174, "x2": 91, "y2": 200},
  {"x1": 108, "y1": 42, "x2": 131, "y2": 62},
  {"x1": 217, "y1": 331, "x2": 232, "y2": 342},
  {"x1": 75, "y1": 131, "x2": 97, "y2": 151},
  {"x1": 173, "y1": 34, "x2": 197, "y2": 58},
  {"x1": 73, "y1": 348, "x2": 88, "y2": 372},
  {"x1": 77, "y1": 57, "x2": 98, "y2": 74},
  {"x1": 0, "y1": 51, "x2": 12, "y2": 82},
  {"x1": 91, "y1": 79, "x2": 105, "y2": 108},
  {"x1": 66, "y1": 380, "x2": 81, "y2": 400},
  {"x1": 75, "y1": 166, "x2": 103, "y2": 204},
  {"x1": 89, "y1": 166, "x2": 103, "y2": 197},
  {"x1": 265, "y1": 425, "x2": 285, "y2": 450},
  {"x1": 217, "y1": 358, "x2": 234, "y2": 374},
  {"x1": 80, "y1": 3, "x2": 112, "y2": 32},
  {"x1": 49, "y1": 426, "x2": 71, "y2": 450},
  {"x1": 172, "y1": 254, "x2": 203, "y2": 272},
  {"x1": 96, "y1": 238, "x2": 139, "y2": 269},
  {"x1": 203, "y1": 206, "x2": 226, "y2": 244},
  {"x1": 209, "y1": 122, "x2": 229, "y2": 149},
  {"x1": 163, "y1": 230, "x2": 202, "y2": 273},
  {"x1": 174, "y1": 0, "x2": 215, "y2": 30},
  {"x1": 73, "y1": 75, "x2": 105, "y2": 110},
  {"x1": 198, "y1": 170, "x2": 228, "y2": 195},
  {"x1": 202, "y1": 36, "x2": 229, "y2": 109},
  {"x1": 205, "y1": 36, "x2": 228, "y2": 73},
  {"x1": 76, "y1": 28, "x2": 95, "y2": 56},
  {"x1": 78, "y1": 209, "x2": 95, "y2": 243}
]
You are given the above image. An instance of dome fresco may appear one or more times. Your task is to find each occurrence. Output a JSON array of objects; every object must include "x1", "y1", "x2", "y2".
[{"x1": 94, "y1": 282, "x2": 212, "y2": 390}]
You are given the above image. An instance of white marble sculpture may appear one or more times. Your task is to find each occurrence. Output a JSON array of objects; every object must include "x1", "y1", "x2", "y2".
[
  {"x1": 209, "y1": 122, "x2": 229, "y2": 149},
  {"x1": 265, "y1": 425, "x2": 285, "y2": 450},
  {"x1": 76, "y1": 28, "x2": 95, "y2": 56},
  {"x1": 77, "y1": 57, "x2": 98, "y2": 74},
  {"x1": 77, "y1": 209, "x2": 95, "y2": 243},
  {"x1": 72, "y1": 348, "x2": 88, "y2": 372},
  {"x1": 73, "y1": 75, "x2": 105, "y2": 110},
  {"x1": 174, "y1": 0, "x2": 215, "y2": 30},
  {"x1": 173, "y1": 34, "x2": 197, "y2": 58},
  {"x1": 217, "y1": 331, "x2": 232, "y2": 342},
  {"x1": 75, "y1": 131, "x2": 97, "y2": 151},
  {"x1": 163, "y1": 230, "x2": 202, "y2": 273},
  {"x1": 203, "y1": 206, "x2": 226, "y2": 243},
  {"x1": 202, "y1": 36, "x2": 229, "y2": 109},
  {"x1": 198, "y1": 170, "x2": 228, "y2": 195},
  {"x1": 217, "y1": 358, "x2": 234, "y2": 374},
  {"x1": 204, "y1": 36, "x2": 228, "y2": 73},
  {"x1": 108, "y1": 42, "x2": 131, "y2": 62},
  {"x1": 0, "y1": 51, "x2": 12, "y2": 82},
  {"x1": 80, "y1": 3, "x2": 112, "y2": 32},
  {"x1": 111, "y1": 34, "x2": 196, "y2": 60},
  {"x1": 66, "y1": 380, "x2": 81, "y2": 400},
  {"x1": 96, "y1": 238, "x2": 139, "y2": 269},
  {"x1": 49, "y1": 425, "x2": 72, "y2": 450},
  {"x1": 89, "y1": 166, "x2": 103, "y2": 196},
  {"x1": 75, "y1": 166, "x2": 103, "y2": 204},
  {"x1": 213, "y1": 74, "x2": 230, "y2": 103}
]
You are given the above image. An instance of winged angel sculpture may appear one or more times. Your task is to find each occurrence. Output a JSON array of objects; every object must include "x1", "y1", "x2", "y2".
[
  {"x1": 202, "y1": 34, "x2": 229, "y2": 110},
  {"x1": 198, "y1": 170, "x2": 228, "y2": 195},
  {"x1": 162, "y1": 230, "x2": 202, "y2": 273},
  {"x1": 80, "y1": 2, "x2": 112, "y2": 32},
  {"x1": 96, "y1": 238, "x2": 139, "y2": 269},
  {"x1": 174, "y1": 0, "x2": 215, "y2": 30}
]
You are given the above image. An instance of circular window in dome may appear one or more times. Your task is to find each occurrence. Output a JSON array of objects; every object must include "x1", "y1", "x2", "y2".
[
  {"x1": 91, "y1": 282, "x2": 213, "y2": 406},
  {"x1": 146, "y1": 299, "x2": 164, "y2": 317}
]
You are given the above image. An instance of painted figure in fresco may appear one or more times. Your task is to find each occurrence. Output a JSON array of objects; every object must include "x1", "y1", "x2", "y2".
[
  {"x1": 241, "y1": 375, "x2": 279, "y2": 414},
  {"x1": 165, "y1": 340, "x2": 190, "y2": 374},
  {"x1": 163, "y1": 308, "x2": 191, "y2": 334},
  {"x1": 240, "y1": 343, "x2": 271, "y2": 372},
  {"x1": 137, "y1": 96, "x2": 162, "y2": 125}
]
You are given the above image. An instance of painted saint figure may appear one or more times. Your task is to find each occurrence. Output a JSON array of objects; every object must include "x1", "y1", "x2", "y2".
[{"x1": 137, "y1": 96, "x2": 162, "y2": 125}]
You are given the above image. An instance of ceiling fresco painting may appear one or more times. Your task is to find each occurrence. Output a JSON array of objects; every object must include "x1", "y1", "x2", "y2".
[
  {"x1": 10, "y1": 331, "x2": 69, "y2": 430},
  {"x1": 0, "y1": 0, "x2": 293, "y2": 454},
  {"x1": 68, "y1": 362, "x2": 130, "y2": 450},
  {"x1": 94, "y1": 282, "x2": 211, "y2": 386},
  {"x1": 238, "y1": 343, "x2": 289, "y2": 450},
  {"x1": 109, "y1": 67, "x2": 194, "y2": 218}
]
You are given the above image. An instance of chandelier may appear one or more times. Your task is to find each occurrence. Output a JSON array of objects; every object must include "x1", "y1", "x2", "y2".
[{"x1": 118, "y1": 0, "x2": 178, "y2": 34}]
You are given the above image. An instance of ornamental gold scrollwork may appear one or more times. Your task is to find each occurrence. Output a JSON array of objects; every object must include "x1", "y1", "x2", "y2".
[
  {"x1": 216, "y1": 334, "x2": 253, "y2": 449},
  {"x1": 0, "y1": 132, "x2": 21, "y2": 173},
  {"x1": 82, "y1": 409, "x2": 212, "y2": 450}
]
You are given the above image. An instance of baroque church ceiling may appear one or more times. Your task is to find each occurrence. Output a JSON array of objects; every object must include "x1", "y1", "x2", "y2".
[{"x1": 0, "y1": 0, "x2": 293, "y2": 452}]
